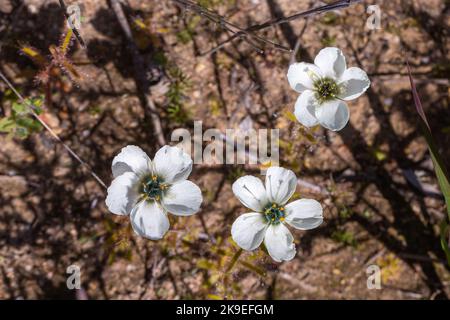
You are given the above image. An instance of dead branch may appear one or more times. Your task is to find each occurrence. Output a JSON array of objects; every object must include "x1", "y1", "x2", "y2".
[
  {"x1": 172, "y1": 0, "x2": 289, "y2": 54},
  {"x1": 172, "y1": 0, "x2": 363, "y2": 55}
]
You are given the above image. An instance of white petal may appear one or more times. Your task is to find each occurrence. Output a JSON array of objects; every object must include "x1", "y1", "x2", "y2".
[
  {"x1": 231, "y1": 212, "x2": 268, "y2": 251},
  {"x1": 294, "y1": 90, "x2": 319, "y2": 127},
  {"x1": 130, "y1": 200, "x2": 170, "y2": 240},
  {"x1": 153, "y1": 145, "x2": 193, "y2": 183},
  {"x1": 105, "y1": 172, "x2": 140, "y2": 215},
  {"x1": 315, "y1": 99, "x2": 349, "y2": 131},
  {"x1": 265, "y1": 167, "x2": 297, "y2": 205},
  {"x1": 287, "y1": 62, "x2": 323, "y2": 93},
  {"x1": 162, "y1": 180, "x2": 202, "y2": 216},
  {"x1": 285, "y1": 199, "x2": 323, "y2": 230},
  {"x1": 338, "y1": 67, "x2": 370, "y2": 100},
  {"x1": 232, "y1": 176, "x2": 269, "y2": 212},
  {"x1": 112, "y1": 145, "x2": 151, "y2": 178},
  {"x1": 314, "y1": 47, "x2": 347, "y2": 79},
  {"x1": 264, "y1": 224, "x2": 296, "y2": 262}
]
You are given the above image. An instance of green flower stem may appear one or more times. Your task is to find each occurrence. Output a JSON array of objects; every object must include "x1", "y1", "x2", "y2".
[{"x1": 225, "y1": 248, "x2": 243, "y2": 273}]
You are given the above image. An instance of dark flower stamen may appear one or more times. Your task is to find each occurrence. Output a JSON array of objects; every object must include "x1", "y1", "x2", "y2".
[
  {"x1": 141, "y1": 175, "x2": 168, "y2": 201},
  {"x1": 263, "y1": 203, "x2": 285, "y2": 225},
  {"x1": 313, "y1": 77, "x2": 341, "y2": 103}
]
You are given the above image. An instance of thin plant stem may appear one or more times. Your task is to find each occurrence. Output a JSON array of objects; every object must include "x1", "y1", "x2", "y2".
[
  {"x1": 172, "y1": 0, "x2": 362, "y2": 55},
  {"x1": 225, "y1": 248, "x2": 243, "y2": 273},
  {"x1": 0, "y1": 71, "x2": 107, "y2": 190}
]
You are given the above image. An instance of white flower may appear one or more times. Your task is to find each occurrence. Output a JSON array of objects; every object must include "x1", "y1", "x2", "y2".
[
  {"x1": 231, "y1": 166, "x2": 323, "y2": 262},
  {"x1": 105, "y1": 145, "x2": 203, "y2": 240},
  {"x1": 287, "y1": 47, "x2": 370, "y2": 131}
]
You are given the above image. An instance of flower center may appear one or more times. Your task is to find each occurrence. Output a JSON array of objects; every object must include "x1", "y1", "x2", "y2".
[
  {"x1": 141, "y1": 175, "x2": 168, "y2": 201},
  {"x1": 263, "y1": 203, "x2": 285, "y2": 225},
  {"x1": 313, "y1": 77, "x2": 341, "y2": 103}
]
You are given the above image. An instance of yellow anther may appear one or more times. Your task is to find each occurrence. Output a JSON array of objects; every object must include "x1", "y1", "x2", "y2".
[
  {"x1": 155, "y1": 195, "x2": 160, "y2": 201},
  {"x1": 152, "y1": 175, "x2": 157, "y2": 181},
  {"x1": 280, "y1": 217, "x2": 285, "y2": 221},
  {"x1": 272, "y1": 204, "x2": 276, "y2": 208},
  {"x1": 280, "y1": 207, "x2": 285, "y2": 211}
]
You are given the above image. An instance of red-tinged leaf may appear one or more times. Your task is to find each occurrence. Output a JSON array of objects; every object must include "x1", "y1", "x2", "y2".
[
  {"x1": 407, "y1": 59, "x2": 450, "y2": 265},
  {"x1": 406, "y1": 61, "x2": 431, "y2": 130}
]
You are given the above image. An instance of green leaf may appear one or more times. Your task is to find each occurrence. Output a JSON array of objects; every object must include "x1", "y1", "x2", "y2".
[
  {"x1": 239, "y1": 260, "x2": 266, "y2": 277},
  {"x1": 15, "y1": 126, "x2": 29, "y2": 139},
  {"x1": 407, "y1": 61, "x2": 450, "y2": 265},
  {"x1": 407, "y1": 62, "x2": 450, "y2": 219},
  {"x1": 196, "y1": 259, "x2": 216, "y2": 270},
  {"x1": 29, "y1": 96, "x2": 44, "y2": 113},
  {"x1": 373, "y1": 148, "x2": 387, "y2": 161},
  {"x1": 440, "y1": 221, "x2": 450, "y2": 266},
  {"x1": 12, "y1": 102, "x2": 27, "y2": 114},
  {"x1": 0, "y1": 117, "x2": 16, "y2": 133}
]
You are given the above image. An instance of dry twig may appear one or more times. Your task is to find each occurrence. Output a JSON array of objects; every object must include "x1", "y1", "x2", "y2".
[{"x1": 172, "y1": 0, "x2": 363, "y2": 55}]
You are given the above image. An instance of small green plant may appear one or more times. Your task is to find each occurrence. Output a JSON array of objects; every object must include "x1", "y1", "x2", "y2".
[
  {"x1": 339, "y1": 206, "x2": 353, "y2": 220},
  {"x1": 103, "y1": 218, "x2": 133, "y2": 265},
  {"x1": 320, "y1": 33, "x2": 336, "y2": 47},
  {"x1": 176, "y1": 29, "x2": 194, "y2": 44},
  {"x1": 321, "y1": 12, "x2": 339, "y2": 25},
  {"x1": 166, "y1": 67, "x2": 191, "y2": 124},
  {"x1": 332, "y1": 228, "x2": 358, "y2": 248},
  {"x1": 176, "y1": 16, "x2": 201, "y2": 45},
  {"x1": 0, "y1": 94, "x2": 43, "y2": 139},
  {"x1": 196, "y1": 237, "x2": 266, "y2": 299}
]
